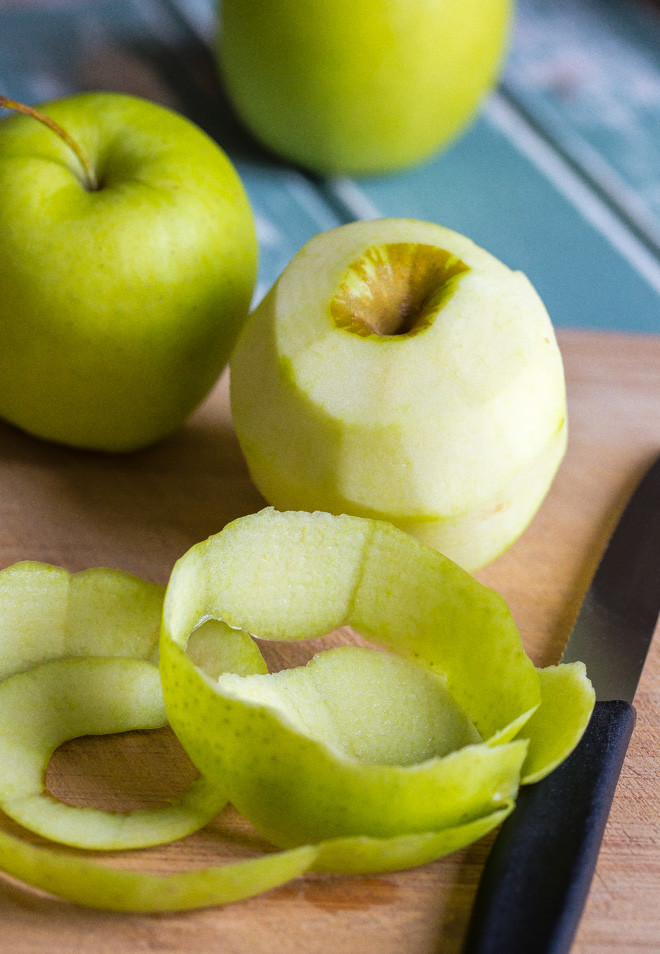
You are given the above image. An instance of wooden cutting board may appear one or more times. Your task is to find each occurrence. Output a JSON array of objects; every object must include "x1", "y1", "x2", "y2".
[{"x1": 0, "y1": 329, "x2": 658, "y2": 954}]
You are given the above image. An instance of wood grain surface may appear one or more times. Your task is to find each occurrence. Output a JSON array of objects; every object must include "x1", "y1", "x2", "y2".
[{"x1": 0, "y1": 329, "x2": 658, "y2": 953}]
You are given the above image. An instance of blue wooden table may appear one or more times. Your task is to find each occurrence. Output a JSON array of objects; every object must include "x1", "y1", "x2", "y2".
[{"x1": 1, "y1": 0, "x2": 660, "y2": 333}]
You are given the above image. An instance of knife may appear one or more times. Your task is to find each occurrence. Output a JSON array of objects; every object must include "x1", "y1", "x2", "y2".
[{"x1": 462, "y1": 454, "x2": 660, "y2": 954}]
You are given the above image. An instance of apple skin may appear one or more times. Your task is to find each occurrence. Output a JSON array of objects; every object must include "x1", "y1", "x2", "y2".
[
  {"x1": 230, "y1": 219, "x2": 567, "y2": 572},
  {"x1": 218, "y1": 0, "x2": 512, "y2": 175},
  {"x1": 0, "y1": 92, "x2": 257, "y2": 452}
]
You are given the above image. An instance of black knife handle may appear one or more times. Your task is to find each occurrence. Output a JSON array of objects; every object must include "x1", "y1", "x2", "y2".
[{"x1": 461, "y1": 700, "x2": 636, "y2": 954}]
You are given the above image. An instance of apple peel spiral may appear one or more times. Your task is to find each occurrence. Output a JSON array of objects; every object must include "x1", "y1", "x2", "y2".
[
  {"x1": 0, "y1": 515, "x2": 594, "y2": 910},
  {"x1": 160, "y1": 509, "x2": 595, "y2": 861}
]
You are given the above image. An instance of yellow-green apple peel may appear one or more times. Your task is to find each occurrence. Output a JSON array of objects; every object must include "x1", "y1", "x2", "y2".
[
  {"x1": 0, "y1": 561, "x2": 315, "y2": 909},
  {"x1": 0, "y1": 813, "x2": 516, "y2": 911},
  {"x1": 0, "y1": 657, "x2": 227, "y2": 849},
  {"x1": 0, "y1": 563, "x2": 226, "y2": 849},
  {"x1": 0, "y1": 553, "x2": 513, "y2": 907},
  {"x1": 230, "y1": 220, "x2": 567, "y2": 571},
  {"x1": 160, "y1": 509, "x2": 593, "y2": 859},
  {"x1": 0, "y1": 520, "x2": 594, "y2": 909}
]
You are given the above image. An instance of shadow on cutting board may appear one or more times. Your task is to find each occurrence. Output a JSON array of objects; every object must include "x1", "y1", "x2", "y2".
[{"x1": 0, "y1": 372, "x2": 265, "y2": 583}]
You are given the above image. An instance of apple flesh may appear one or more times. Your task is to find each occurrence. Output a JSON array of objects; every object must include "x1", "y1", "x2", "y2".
[
  {"x1": 0, "y1": 92, "x2": 257, "y2": 451},
  {"x1": 230, "y1": 220, "x2": 567, "y2": 571},
  {"x1": 218, "y1": 0, "x2": 512, "y2": 175}
]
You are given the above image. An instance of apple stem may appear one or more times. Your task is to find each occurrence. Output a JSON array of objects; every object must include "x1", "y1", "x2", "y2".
[{"x1": 0, "y1": 94, "x2": 98, "y2": 191}]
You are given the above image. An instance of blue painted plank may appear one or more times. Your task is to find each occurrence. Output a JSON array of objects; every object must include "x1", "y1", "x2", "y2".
[
  {"x1": 195, "y1": 0, "x2": 660, "y2": 331},
  {"x1": 1, "y1": 0, "x2": 659, "y2": 332},
  {"x1": 329, "y1": 100, "x2": 660, "y2": 332},
  {"x1": 505, "y1": 0, "x2": 660, "y2": 253}
]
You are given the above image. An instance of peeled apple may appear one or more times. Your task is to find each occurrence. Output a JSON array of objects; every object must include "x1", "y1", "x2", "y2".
[{"x1": 230, "y1": 219, "x2": 568, "y2": 571}]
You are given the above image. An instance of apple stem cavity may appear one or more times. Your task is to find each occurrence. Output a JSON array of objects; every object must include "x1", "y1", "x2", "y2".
[
  {"x1": 0, "y1": 95, "x2": 98, "y2": 192},
  {"x1": 330, "y1": 243, "x2": 469, "y2": 338}
]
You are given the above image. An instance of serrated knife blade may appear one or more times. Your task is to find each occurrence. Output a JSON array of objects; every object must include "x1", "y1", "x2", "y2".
[{"x1": 461, "y1": 453, "x2": 660, "y2": 954}]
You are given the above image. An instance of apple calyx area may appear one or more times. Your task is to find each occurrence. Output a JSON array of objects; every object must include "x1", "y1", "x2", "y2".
[
  {"x1": 330, "y1": 242, "x2": 469, "y2": 337},
  {"x1": 0, "y1": 94, "x2": 97, "y2": 191}
]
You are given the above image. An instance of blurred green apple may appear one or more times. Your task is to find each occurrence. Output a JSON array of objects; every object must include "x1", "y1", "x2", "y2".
[
  {"x1": 0, "y1": 92, "x2": 257, "y2": 452},
  {"x1": 218, "y1": 0, "x2": 512, "y2": 175},
  {"x1": 230, "y1": 219, "x2": 567, "y2": 571}
]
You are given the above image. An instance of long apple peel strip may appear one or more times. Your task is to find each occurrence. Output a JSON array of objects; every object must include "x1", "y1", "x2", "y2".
[
  {"x1": 0, "y1": 803, "x2": 513, "y2": 912},
  {"x1": 0, "y1": 539, "x2": 518, "y2": 908},
  {"x1": 162, "y1": 509, "x2": 542, "y2": 740},
  {"x1": 0, "y1": 613, "x2": 515, "y2": 906},
  {"x1": 162, "y1": 637, "x2": 526, "y2": 848},
  {"x1": 0, "y1": 559, "x2": 320, "y2": 909}
]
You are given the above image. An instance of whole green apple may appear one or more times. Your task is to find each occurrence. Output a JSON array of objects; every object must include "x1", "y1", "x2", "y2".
[
  {"x1": 218, "y1": 0, "x2": 512, "y2": 175},
  {"x1": 0, "y1": 92, "x2": 257, "y2": 452},
  {"x1": 230, "y1": 219, "x2": 567, "y2": 571}
]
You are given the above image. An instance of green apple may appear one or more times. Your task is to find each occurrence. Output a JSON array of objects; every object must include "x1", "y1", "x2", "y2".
[
  {"x1": 230, "y1": 219, "x2": 567, "y2": 571},
  {"x1": 218, "y1": 0, "x2": 512, "y2": 175},
  {"x1": 0, "y1": 92, "x2": 257, "y2": 451}
]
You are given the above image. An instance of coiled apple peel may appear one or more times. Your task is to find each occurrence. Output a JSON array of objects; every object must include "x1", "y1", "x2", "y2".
[
  {"x1": 0, "y1": 563, "x2": 228, "y2": 850},
  {"x1": 0, "y1": 512, "x2": 595, "y2": 910}
]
